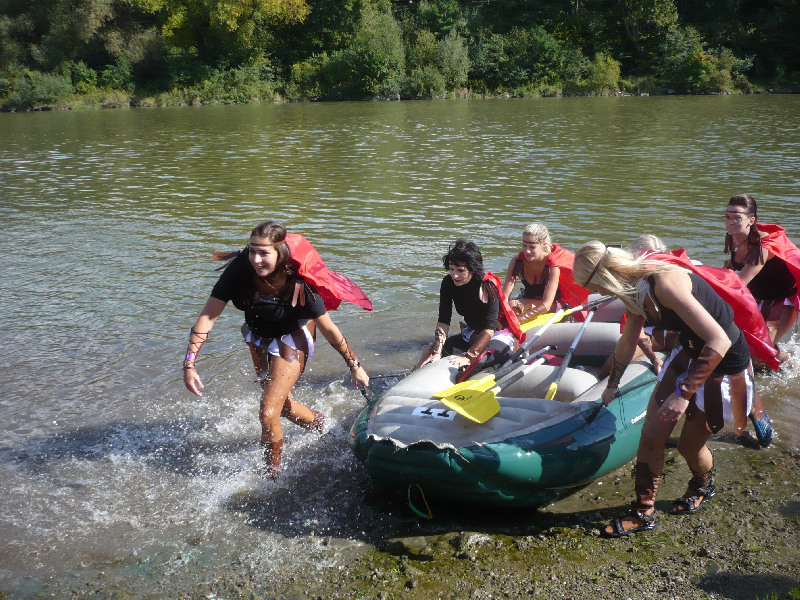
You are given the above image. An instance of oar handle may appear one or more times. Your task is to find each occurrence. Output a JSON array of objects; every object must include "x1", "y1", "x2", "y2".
[{"x1": 545, "y1": 307, "x2": 599, "y2": 400}]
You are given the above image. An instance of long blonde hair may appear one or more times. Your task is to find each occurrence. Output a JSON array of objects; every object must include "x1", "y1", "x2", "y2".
[{"x1": 574, "y1": 241, "x2": 679, "y2": 314}]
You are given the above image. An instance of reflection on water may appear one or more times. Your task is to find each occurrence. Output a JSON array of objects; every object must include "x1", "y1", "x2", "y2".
[{"x1": 1, "y1": 96, "x2": 799, "y2": 593}]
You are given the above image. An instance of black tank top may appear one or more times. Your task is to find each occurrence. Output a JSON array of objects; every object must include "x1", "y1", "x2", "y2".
[
  {"x1": 647, "y1": 273, "x2": 749, "y2": 374},
  {"x1": 729, "y1": 251, "x2": 798, "y2": 301},
  {"x1": 513, "y1": 258, "x2": 562, "y2": 301}
]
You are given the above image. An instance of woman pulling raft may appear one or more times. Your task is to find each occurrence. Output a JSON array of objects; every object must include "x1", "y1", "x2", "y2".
[
  {"x1": 723, "y1": 193, "x2": 800, "y2": 363},
  {"x1": 416, "y1": 239, "x2": 523, "y2": 371},
  {"x1": 183, "y1": 221, "x2": 371, "y2": 478},
  {"x1": 573, "y1": 241, "x2": 769, "y2": 537},
  {"x1": 502, "y1": 223, "x2": 588, "y2": 324}
]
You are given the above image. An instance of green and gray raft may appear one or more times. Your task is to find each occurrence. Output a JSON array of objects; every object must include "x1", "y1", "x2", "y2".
[{"x1": 350, "y1": 320, "x2": 658, "y2": 508}]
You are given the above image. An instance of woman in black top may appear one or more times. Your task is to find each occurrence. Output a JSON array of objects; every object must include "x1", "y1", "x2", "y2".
[
  {"x1": 183, "y1": 221, "x2": 369, "y2": 478},
  {"x1": 574, "y1": 241, "x2": 757, "y2": 537},
  {"x1": 416, "y1": 240, "x2": 516, "y2": 370},
  {"x1": 723, "y1": 193, "x2": 799, "y2": 362}
]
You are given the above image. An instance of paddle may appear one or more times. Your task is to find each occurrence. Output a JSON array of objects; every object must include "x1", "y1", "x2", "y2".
[
  {"x1": 439, "y1": 356, "x2": 549, "y2": 423},
  {"x1": 544, "y1": 306, "x2": 599, "y2": 401},
  {"x1": 433, "y1": 345, "x2": 555, "y2": 399},
  {"x1": 433, "y1": 295, "x2": 614, "y2": 400},
  {"x1": 499, "y1": 295, "x2": 615, "y2": 370}
]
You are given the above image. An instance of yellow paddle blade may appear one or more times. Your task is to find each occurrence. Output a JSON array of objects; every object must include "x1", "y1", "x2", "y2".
[
  {"x1": 520, "y1": 311, "x2": 559, "y2": 333},
  {"x1": 439, "y1": 386, "x2": 501, "y2": 424},
  {"x1": 432, "y1": 373, "x2": 496, "y2": 398},
  {"x1": 544, "y1": 381, "x2": 558, "y2": 401}
]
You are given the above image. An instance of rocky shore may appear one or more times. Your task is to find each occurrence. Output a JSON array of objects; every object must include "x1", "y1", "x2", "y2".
[{"x1": 29, "y1": 430, "x2": 800, "y2": 600}]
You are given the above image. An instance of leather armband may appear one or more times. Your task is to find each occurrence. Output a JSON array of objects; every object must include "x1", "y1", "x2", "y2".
[{"x1": 676, "y1": 346, "x2": 723, "y2": 400}]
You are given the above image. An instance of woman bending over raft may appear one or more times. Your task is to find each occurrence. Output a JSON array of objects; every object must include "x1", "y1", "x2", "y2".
[
  {"x1": 502, "y1": 223, "x2": 588, "y2": 324},
  {"x1": 183, "y1": 221, "x2": 370, "y2": 479},
  {"x1": 723, "y1": 193, "x2": 800, "y2": 363},
  {"x1": 416, "y1": 239, "x2": 523, "y2": 371},
  {"x1": 574, "y1": 241, "x2": 760, "y2": 537}
]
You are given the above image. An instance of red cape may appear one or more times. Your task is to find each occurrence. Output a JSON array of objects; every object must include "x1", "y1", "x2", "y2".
[
  {"x1": 484, "y1": 272, "x2": 525, "y2": 343},
  {"x1": 757, "y1": 222, "x2": 800, "y2": 309},
  {"x1": 286, "y1": 233, "x2": 373, "y2": 312},
  {"x1": 519, "y1": 244, "x2": 590, "y2": 319},
  {"x1": 650, "y1": 249, "x2": 779, "y2": 371}
]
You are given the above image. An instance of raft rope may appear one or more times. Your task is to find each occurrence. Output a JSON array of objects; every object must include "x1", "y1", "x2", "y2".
[{"x1": 407, "y1": 484, "x2": 433, "y2": 519}]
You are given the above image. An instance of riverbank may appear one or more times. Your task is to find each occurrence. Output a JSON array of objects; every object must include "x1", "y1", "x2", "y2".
[{"x1": 27, "y1": 432, "x2": 800, "y2": 600}]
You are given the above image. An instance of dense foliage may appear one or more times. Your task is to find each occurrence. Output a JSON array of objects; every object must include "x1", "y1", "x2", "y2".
[{"x1": 1, "y1": 0, "x2": 798, "y2": 109}]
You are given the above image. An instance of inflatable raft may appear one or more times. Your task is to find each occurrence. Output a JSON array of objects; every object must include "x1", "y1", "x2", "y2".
[{"x1": 350, "y1": 317, "x2": 658, "y2": 508}]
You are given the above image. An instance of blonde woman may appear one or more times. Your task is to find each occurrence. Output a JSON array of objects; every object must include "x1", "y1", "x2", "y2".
[
  {"x1": 502, "y1": 223, "x2": 588, "y2": 323},
  {"x1": 574, "y1": 241, "x2": 756, "y2": 537}
]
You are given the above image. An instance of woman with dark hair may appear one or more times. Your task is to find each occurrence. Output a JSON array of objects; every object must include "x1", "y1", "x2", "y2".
[
  {"x1": 183, "y1": 221, "x2": 370, "y2": 479},
  {"x1": 415, "y1": 239, "x2": 523, "y2": 370},
  {"x1": 723, "y1": 193, "x2": 800, "y2": 362},
  {"x1": 573, "y1": 241, "x2": 762, "y2": 537}
]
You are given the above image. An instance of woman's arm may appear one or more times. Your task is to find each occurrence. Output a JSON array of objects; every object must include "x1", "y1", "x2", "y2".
[
  {"x1": 502, "y1": 257, "x2": 518, "y2": 300},
  {"x1": 601, "y1": 311, "x2": 646, "y2": 406},
  {"x1": 314, "y1": 312, "x2": 370, "y2": 388},
  {"x1": 183, "y1": 297, "x2": 228, "y2": 397}
]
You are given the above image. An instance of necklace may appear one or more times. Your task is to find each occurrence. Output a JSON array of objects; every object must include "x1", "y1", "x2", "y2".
[{"x1": 732, "y1": 236, "x2": 749, "y2": 253}]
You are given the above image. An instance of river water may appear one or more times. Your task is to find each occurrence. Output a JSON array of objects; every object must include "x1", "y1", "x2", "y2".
[{"x1": 1, "y1": 96, "x2": 799, "y2": 595}]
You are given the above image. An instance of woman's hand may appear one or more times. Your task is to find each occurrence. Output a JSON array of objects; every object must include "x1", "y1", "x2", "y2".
[
  {"x1": 350, "y1": 364, "x2": 369, "y2": 389},
  {"x1": 601, "y1": 386, "x2": 617, "y2": 407},
  {"x1": 657, "y1": 392, "x2": 690, "y2": 423},
  {"x1": 184, "y1": 366, "x2": 205, "y2": 397},
  {"x1": 415, "y1": 346, "x2": 441, "y2": 370},
  {"x1": 448, "y1": 355, "x2": 471, "y2": 368}
]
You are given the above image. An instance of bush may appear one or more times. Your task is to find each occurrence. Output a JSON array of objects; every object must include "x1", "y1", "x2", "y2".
[
  {"x1": 71, "y1": 61, "x2": 97, "y2": 94},
  {"x1": 437, "y1": 29, "x2": 469, "y2": 87},
  {"x1": 3, "y1": 69, "x2": 74, "y2": 109},
  {"x1": 402, "y1": 65, "x2": 446, "y2": 98},
  {"x1": 99, "y1": 57, "x2": 134, "y2": 92},
  {"x1": 585, "y1": 52, "x2": 621, "y2": 94}
]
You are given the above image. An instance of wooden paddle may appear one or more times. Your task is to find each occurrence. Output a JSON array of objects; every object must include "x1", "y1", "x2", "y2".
[
  {"x1": 544, "y1": 306, "x2": 599, "y2": 401},
  {"x1": 439, "y1": 356, "x2": 549, "y2": 423}
]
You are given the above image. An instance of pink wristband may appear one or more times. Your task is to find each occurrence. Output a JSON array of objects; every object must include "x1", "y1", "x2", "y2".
[{"x1": 186, "y1": 352, "x2": 197, "y2": 362}]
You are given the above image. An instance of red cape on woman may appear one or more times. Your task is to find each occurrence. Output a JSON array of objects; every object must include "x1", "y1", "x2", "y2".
[
  {"x1": 286, "y1": 233, "x2": 373, "y2": 312},
  {"x1": 484, "y1": 272, "x2": 525, "y2": 343},
  {"x1": 650, "y1": 249, "x2": 779, "y2": 371},
  {"x1": 519, "y1": 244, "x2": 590, "y2": 318},
  {"x1": 757, "y1": 222, "x2": 800, "y2": 309}
]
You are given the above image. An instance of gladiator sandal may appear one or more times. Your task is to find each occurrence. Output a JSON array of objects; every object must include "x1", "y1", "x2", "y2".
[
  {"x1": 262, "y1": 439, "x2": 284, "y2": 480},
  {"x1": 671, "y1": 464, "x2": 716, "y2": 515},
  {"x1": 603, "y1": 461, "x2": 661, "y2": 537}
]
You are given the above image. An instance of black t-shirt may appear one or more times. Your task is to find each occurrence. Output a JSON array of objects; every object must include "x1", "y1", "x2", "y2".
[
  {"x1": 437, "y1": 275, "x2": 500, "y2": 332},
  {"x1": 211, "y1": 253, "x2": 326, "y2": 338}
]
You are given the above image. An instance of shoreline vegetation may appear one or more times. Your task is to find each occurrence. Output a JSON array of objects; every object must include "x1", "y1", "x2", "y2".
[{"x1": 1, "y1": 0, "x2": 799, "y2": 112}]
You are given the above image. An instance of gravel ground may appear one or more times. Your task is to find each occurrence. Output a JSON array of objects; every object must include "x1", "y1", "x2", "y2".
[{"x1": 26, "y1": 429, "x2": 800, "y2": 600}]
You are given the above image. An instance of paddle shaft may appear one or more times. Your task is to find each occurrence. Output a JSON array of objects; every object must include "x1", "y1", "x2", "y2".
[
  {"x1": 501, "y1": 295, "x2": 615, "y2": 368},
  {"x1": 488, "y1": 357, "x2": 547, "y2": 395},
  {"x1": 490, "y1": 345, "x2": 554, "y2": 385},
  {"x1": 544, "y1": 306, "x2": 599, "y2": 401}
]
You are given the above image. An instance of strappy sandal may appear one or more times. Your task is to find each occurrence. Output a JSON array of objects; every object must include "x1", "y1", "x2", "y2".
[
  {"x1": 670, "y1": 480, "x2": 716, "y2": 515},
  {"x1": 602, "y1": 509, "x2": 657, "y2": 538}
]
